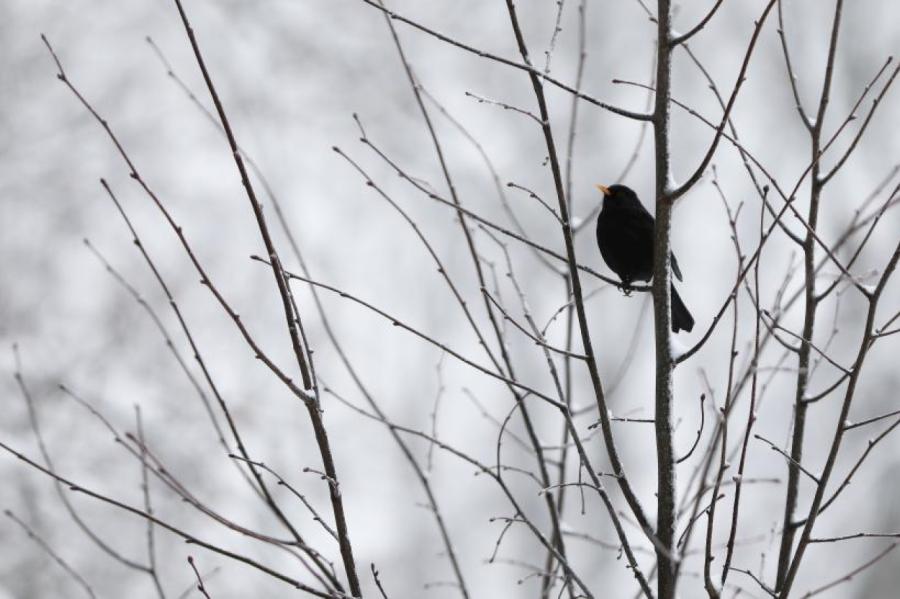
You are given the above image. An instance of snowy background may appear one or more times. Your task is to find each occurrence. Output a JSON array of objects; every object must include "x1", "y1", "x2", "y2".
[{"x1": 2, "y1": 1, "x2": 899, "y2": 597}]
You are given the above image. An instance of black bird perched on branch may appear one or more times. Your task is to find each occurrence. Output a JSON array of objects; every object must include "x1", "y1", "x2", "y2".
[{"x1": 595, "y1": 184, "x2": 694, "y2": 333}]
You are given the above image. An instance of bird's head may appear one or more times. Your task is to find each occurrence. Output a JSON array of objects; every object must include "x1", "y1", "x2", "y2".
[{"x1": 595, "y1": 184, "x2": 638, "y2": 207}]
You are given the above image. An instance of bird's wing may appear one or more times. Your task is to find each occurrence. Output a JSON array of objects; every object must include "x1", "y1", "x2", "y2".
[
  {"x1": 621, "y1": 199, "x2": 685, "y2": 282},
  {"x1": 671, "y1": 253, "x2": 683, "y2": 281}
]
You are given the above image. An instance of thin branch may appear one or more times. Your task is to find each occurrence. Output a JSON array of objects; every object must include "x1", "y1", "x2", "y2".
[
  {"x1": 500, "y1": 3, "x2": 656, "y2": 597},
  {"x1": 82, "y1": 239, "x2": 253, "y2": 491},
  {"x1": 136, "y1": 406, "x2": 167, "y2": 599},
  {"x1": 371, "y1": 564, "x2": 390, "y2": 599},
  {"x1": 799, "y1": 544, "x2": 896, "y2": 598},
  {"x1": 753, "y1": 434, "x2": 819, "y2": 483},
  {"x1": 727, "y1": 567, "x2": 777, "y2": 598},
  {"x1": 92, "y1": 180, "x2": 338, "y2": 586},
  {"x1": 676, "y1": 394, "x2": 706, "y2": 464},
  {"x1": 187, "y1": 556, "x2": 213, "y2": 599},
  {"x1": 40, "y1": 29, "x2": 352, "y2": 565},
  {"x1": 357, "y1": 0, "x2": 653, "y2": 121},
  {"x1": 811, "y1": 533, "x2": 900, "y2": 543},
  {"x1": 4, "y1": 510, "x2": 97, "y2": 599},
  {"x1": 323, "y1": 388, "x2": 597, "y2": 598},
  {"x1": 275, "y1": 264, "x2": 566, "y2": 410},
  {"x1": 573, "y1": 52, "x2": 656, "y2": 235},
  {"x1": 817, "y1": 413, "x2": 900, "y2": 516},
  {"x1": 148, "y1": 34, "x2": 468, "y2": 596},
  {"x1": 482, "y1": 291, "x2": 586, "y2": 360},
  {"x1": 507, "y1": 181, "x2": 563, "y2": 223},
  {"x1": 844, "y1": 408, "x2": 900, "y2": 431},
  {"x1": 176, "y1": 567, "x2": 220, "y2": 599},
  {"x1": 166, "y1": 1, "x2": 312, "y2": 391},
  {"x1": 670, "y1": 0, "x2": 726, "y2": 46},
  {"x1": 820, "y1": 59, "x2": 900, "y2": 185},
  {"x1": 465, "y1": 90, "x2": 542, "y2": 123},
  {"x1": 761, "y1": 311, "x2": 851, "y2": 374},
  {"x1": 775, "y1": 0, "x2": 814, "y2": 130},
  {"x1": 780, "y1": 240, "x2": 900, "y2": 595},
  {"x1": 667, "y1": 0, "x2": 778, "y2": 202},
  {"x1": 0, "y1": 441, "x2": 341, "y2": 599},
  {"x1": 162, "y1": 5, "x2": 359, "y2": 591},
  {"x1": 357, "y1": 133, "x2": 642, "y2": 289},
  {"x1": 13, "y1": 346, "x2": 149, "y2": 572},
  {"x1": 228, "y1": 456, "x2": 339, "y2": 541}
]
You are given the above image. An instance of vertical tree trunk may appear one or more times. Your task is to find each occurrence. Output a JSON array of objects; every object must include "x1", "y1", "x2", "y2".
[{"x1": 654, "y1": 1, "x2": 677, "y2": 598}]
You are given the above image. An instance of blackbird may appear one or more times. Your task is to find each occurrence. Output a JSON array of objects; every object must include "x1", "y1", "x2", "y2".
[{"x1": 595, "y1": 184, "x2": 694, "y2": 333}]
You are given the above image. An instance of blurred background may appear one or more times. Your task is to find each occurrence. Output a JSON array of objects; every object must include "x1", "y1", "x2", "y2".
[{"x1": 2, "y1": 0, "x2": 899, "y2": 597}]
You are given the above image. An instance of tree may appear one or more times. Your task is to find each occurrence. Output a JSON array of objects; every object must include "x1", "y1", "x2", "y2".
[{"x1": 3, "y1": 1, "x2": 900, "y2": 597}]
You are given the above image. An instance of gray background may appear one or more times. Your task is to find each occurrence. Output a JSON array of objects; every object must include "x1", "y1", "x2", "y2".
[{"x1": 2, "y1": 1, "x2": 899, "y2": 597}]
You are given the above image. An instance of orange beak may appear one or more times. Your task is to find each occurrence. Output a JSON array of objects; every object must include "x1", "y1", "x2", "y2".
[{"x1": 595, "y1": 184, "x2": 611, "y2": 196}]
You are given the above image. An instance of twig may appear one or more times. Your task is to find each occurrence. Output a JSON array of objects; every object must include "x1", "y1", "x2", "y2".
[
  {"x1": 667, "y1": 0, "x2": 778, "y2": 202},
  {"x1": 727, "y1": 567, "x2": 776, "y2": 597},
  {"x1": 92, "y1": 179, "x2": 337, "y2": 586},
  {"x1": 465, "y1": 90, "x2": 542, "y2": 123},
  {"x1": 753, "y1": 435, "x2": 819, "y2": 483},
  {"x1": 776, "y1": 0, "x2": 814, "y2": 131},
  {"x1": 670, "y1": 0, "x2": 726, "y2": 46},
  {"x1": 776, "y1": 1, "x2": 847, "y2": 588},
  {"x1": 13, "y1": 346, "x2": 148, "y2": 572},
  {"x1": 187, "y1": 556, "x2": 213, "y2": 599},
  {"x1": 322, "y1": 387, "x2": 597, "y2": 598},
  {"x1": 0, "y1": 440, "x2": 341, "y2": 599},
  {"x1": 507, "y1": 181, "x2": 563, "y2": 223},
  {"x1": 4, "y1": 510, "x2": 97, "y2": 599},
  {"x1": 500, "y1": 3, "x2": 655, "y2": 597},
  {"x1": 275, "y1": 264, "x2": 566, "y2": 410},
  {"x1": 163, "y1": 4, "x2": 359, "y2": 591},
  {"x1": 41, "y1": 35, "x2": 344, "y2": 587},
  {"x1": 371, "y1": 564, "x2": 390, "y2": 599},
  {"x1": 780, "y1": 240, "x2": 900, "y2": 595},
  {"x1": 800, "y1": 543, "x2": 896, "y2": 597},
  {"x1": 676, "y1": 394, "x2": 706, "y2": 464},
  {"x1": 357, "y1": 132, "x2": 641, "y2": 289},
  {"x1": 137, "y1": 406, "x2": 167, "y2": 599},
  {"x1": 148, "y1": 33, "x2": 468, "y2": 596},
  {"x1": 176, "y1": 567, "x2": 221, "y2": 599},
  {"x1": 228, "y1": 456, "x2": 339, "y2": 541},
  {"x1": 357, "y1": 0, "x2": 653, "y2": 121}
]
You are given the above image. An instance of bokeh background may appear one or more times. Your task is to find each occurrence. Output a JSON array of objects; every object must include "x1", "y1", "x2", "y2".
[{"x1": 2, "y1": 1, "x2": 899, "y2": 597}]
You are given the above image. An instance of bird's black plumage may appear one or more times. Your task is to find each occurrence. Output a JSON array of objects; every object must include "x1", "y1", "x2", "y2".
[{"x1": 595, "y1": 184, "x2": 694, "y2": 333}]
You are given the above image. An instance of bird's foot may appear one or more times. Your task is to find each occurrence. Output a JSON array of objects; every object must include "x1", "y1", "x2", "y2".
[{"x1": 621, "y1": 282, "x2": 633, "y2": 296}]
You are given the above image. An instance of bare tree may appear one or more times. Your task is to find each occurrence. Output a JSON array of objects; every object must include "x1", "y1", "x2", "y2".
[{"x1": 3, "y1": 1, "x2": 899, "y2": 598}]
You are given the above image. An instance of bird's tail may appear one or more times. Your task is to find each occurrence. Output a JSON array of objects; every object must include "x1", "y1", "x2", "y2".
[{"x1": 670, "y1": 285, "x2": 694, "y2": 333}]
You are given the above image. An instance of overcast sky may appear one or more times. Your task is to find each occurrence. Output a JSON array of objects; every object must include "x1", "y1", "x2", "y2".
[{"x1": 2, "y1": 1, "x2": 899, "y2": 597}]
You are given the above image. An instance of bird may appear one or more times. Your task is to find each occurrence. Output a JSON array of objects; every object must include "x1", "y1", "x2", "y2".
[{"x1": 595, "y1": 183, "x2": 694, "y2": 333}]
